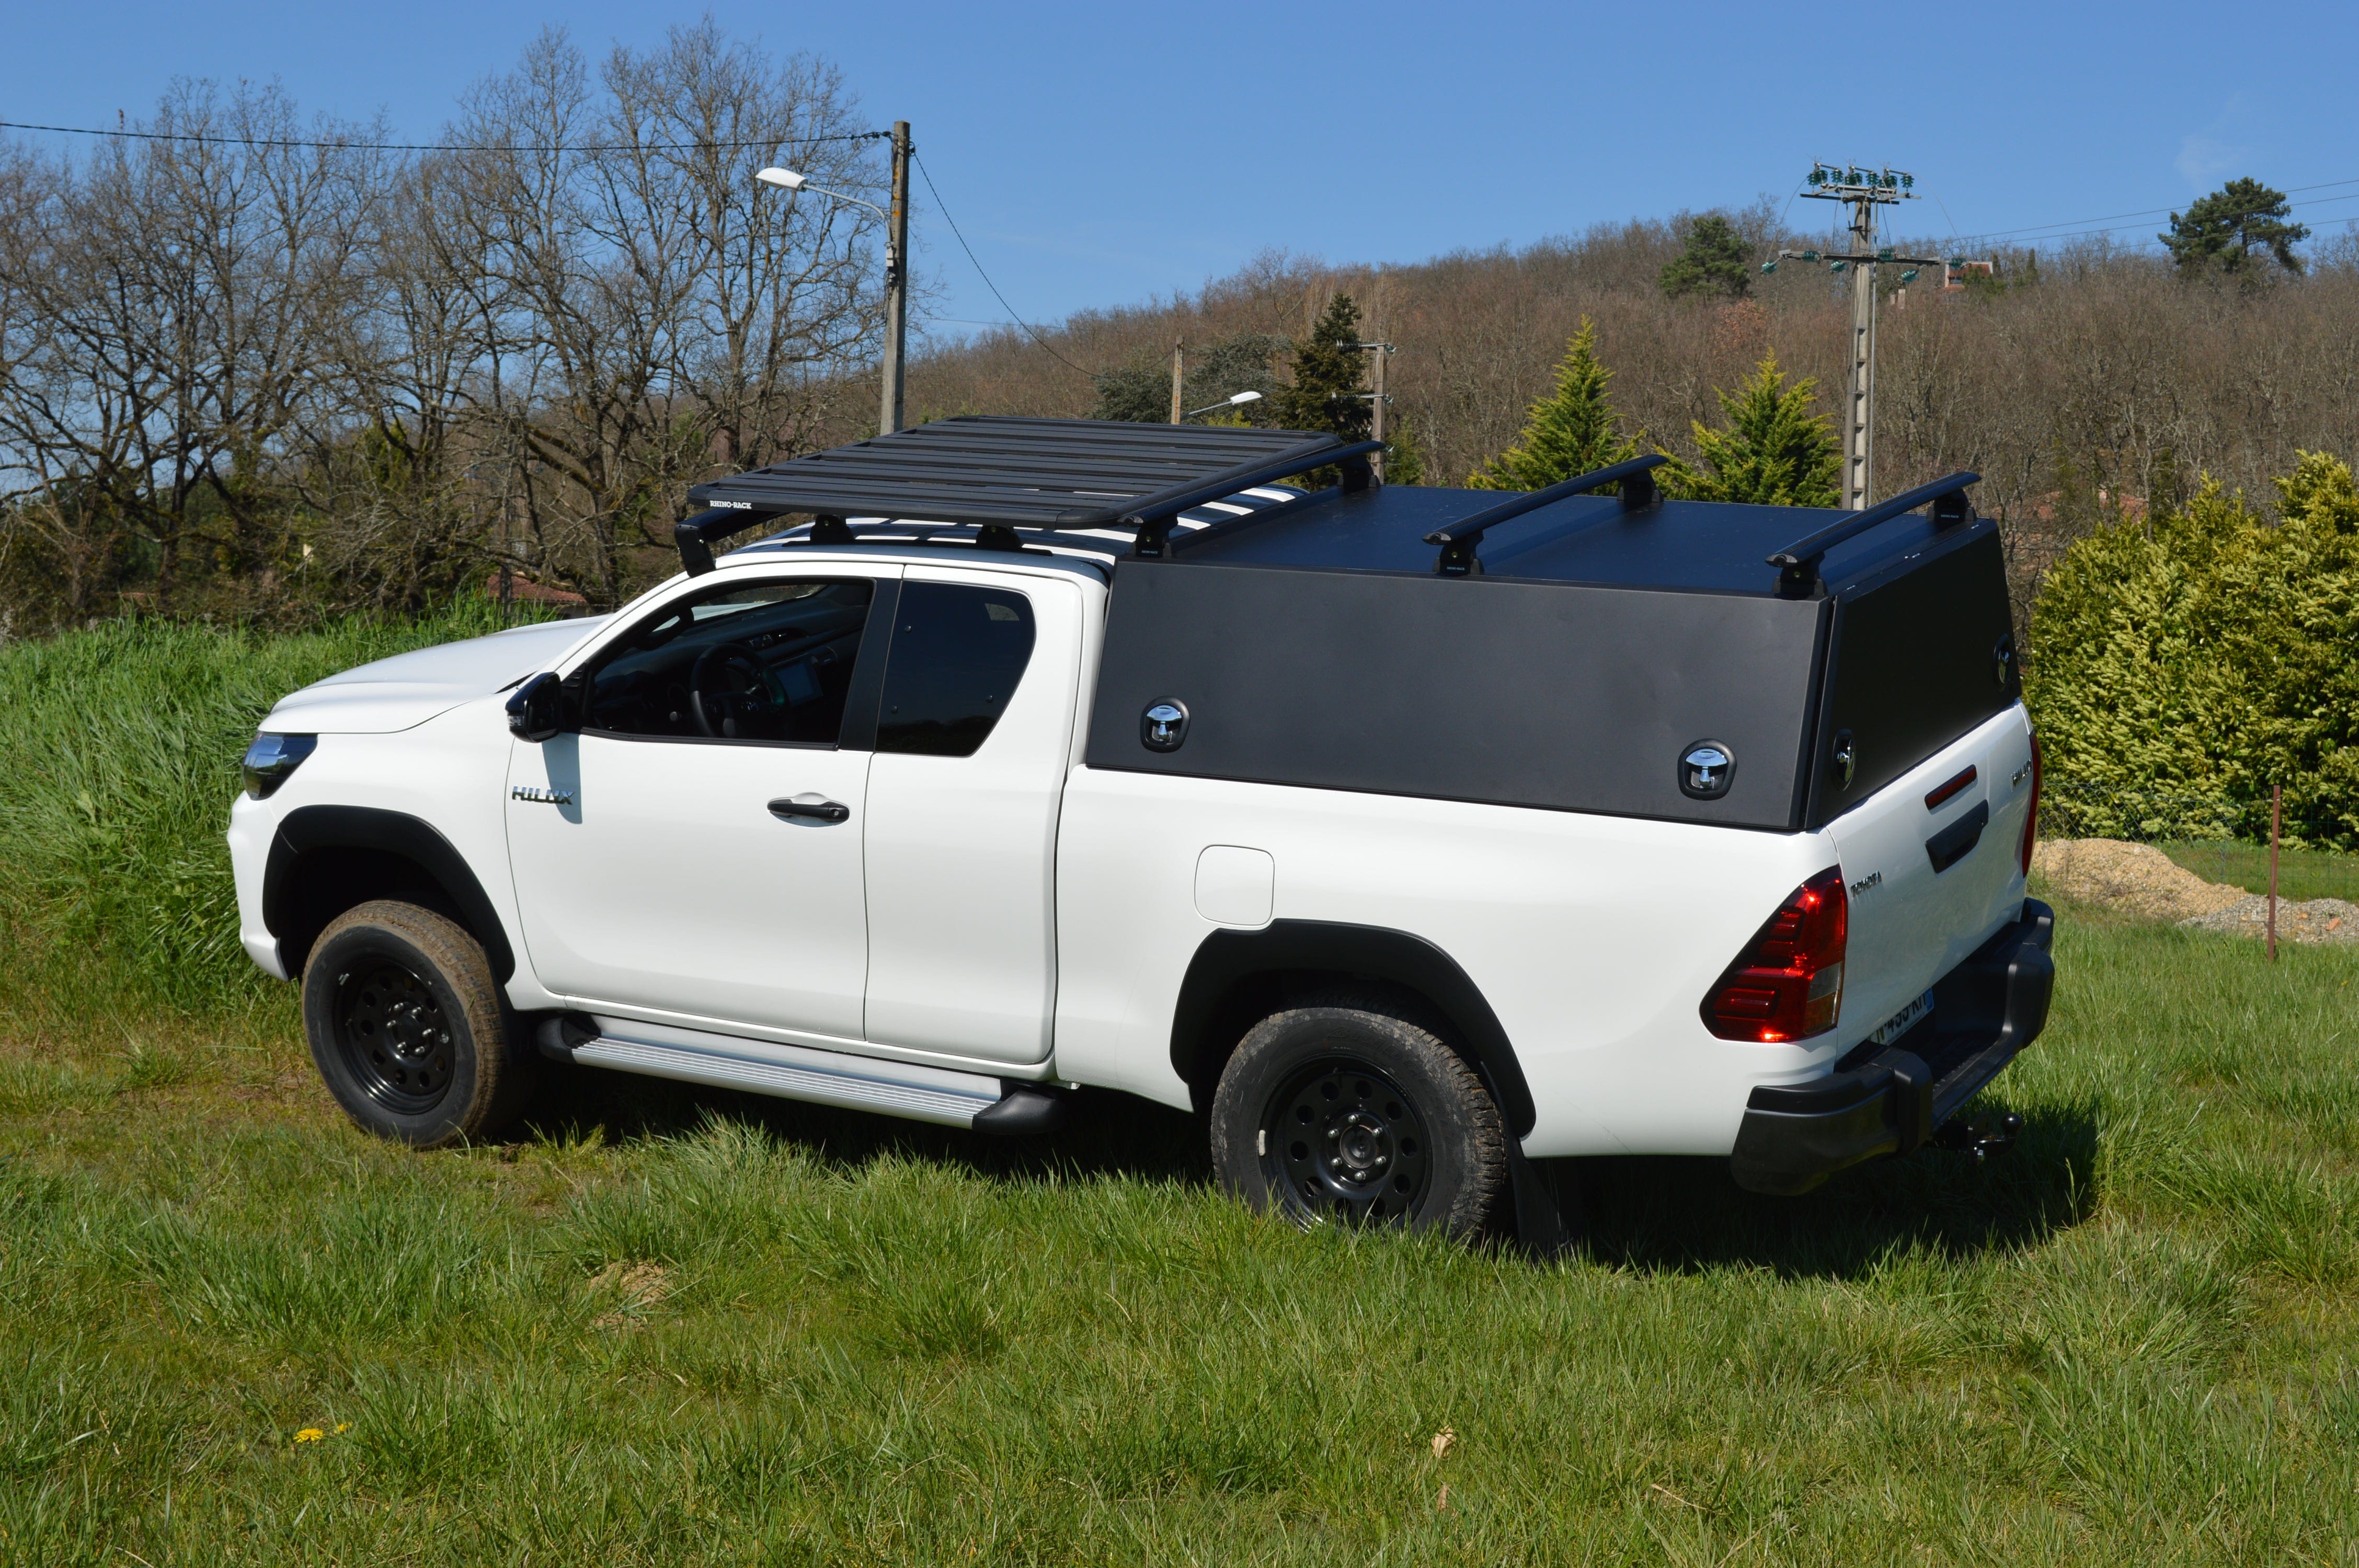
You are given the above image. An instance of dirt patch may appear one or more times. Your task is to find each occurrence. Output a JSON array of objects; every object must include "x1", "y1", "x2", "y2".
[
  {"x1": 2178, "y1": 895, "x2": 2359, "y2": 946},
  {"x1": 588, "y1": 1260, "x2": 673, "y2": 1327},
  {"x1": 2031, "y1": 839, "x2": 2248, "y2": 922}
]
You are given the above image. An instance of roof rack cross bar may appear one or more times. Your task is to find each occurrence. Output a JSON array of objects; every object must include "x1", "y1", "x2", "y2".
[
  {"x1": 1127, "y1": 439, "x2": 1385, "y2": 558},
  {"x1": 1766, "y1": 471, "x2": 1980, "y2": 598},
  {"x1": 1423, "y1": 454, "x2": 1669, "y2": 577}
]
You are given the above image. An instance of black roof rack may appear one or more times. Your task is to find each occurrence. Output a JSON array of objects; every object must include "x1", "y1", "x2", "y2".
[
  {"x1": 1767, "y1": 471, "x2": 1979, "y2": 596},
  {"x1": 674, "y1": 416, "x2": 1375, "y2": 575},
  {"x1": 1422, "y1": 454, "x2": 1668, "y2": 576}
]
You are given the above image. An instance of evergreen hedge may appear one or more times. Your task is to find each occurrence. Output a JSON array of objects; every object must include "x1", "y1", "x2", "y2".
[{"x1": 2026, "y1": 452, "x2": 2359, "y2": 847}]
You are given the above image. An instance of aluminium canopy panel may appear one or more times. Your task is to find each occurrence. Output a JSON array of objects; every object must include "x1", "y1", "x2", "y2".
[{"x1": 1086, "y1": 561, "x2": 1834, "y2": 831}]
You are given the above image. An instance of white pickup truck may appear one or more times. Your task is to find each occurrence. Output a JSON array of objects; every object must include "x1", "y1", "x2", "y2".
[{"x1": 228, "y1": 418, "x2": 2053, "y2": 1243}]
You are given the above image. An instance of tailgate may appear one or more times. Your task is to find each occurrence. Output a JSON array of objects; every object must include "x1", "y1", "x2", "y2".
[{"x1": 1822, "y1": 705, "x2": 2035, "y2": 1050}]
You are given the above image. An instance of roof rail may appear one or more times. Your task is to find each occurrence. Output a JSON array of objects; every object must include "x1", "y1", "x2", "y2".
[
  {"x1": 1765, "y1": 472, "x2": 1980, "y2": 597},
  {"x1": 1422, "y1": 454, "x2": 1668, "y2": 577}
]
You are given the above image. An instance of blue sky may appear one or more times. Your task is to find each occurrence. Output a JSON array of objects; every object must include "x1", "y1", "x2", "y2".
[{"x1": 6, "y1": 1, "x2": 2355, "y2": 340}]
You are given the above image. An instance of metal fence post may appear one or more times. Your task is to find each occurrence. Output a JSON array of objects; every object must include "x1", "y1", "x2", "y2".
[{"x1": 2268, "y1": 782, "x2": 2281, "y2": 962}]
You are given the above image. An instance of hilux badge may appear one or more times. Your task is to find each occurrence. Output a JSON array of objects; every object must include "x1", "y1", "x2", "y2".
[
  {"x1": 1679, "y1": 741, "x2": 1735, "y2": 800},
  {"x1": 1141, "y1": 699, "x2": 1189, "y2": 752}
]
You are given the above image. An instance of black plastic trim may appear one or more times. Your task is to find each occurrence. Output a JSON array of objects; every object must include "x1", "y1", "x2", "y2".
[
  {"x1": 262, "y1": 806, "x2": 517, "y2": 982},
  {"x1": 1170, "y1": 919, "x2": 1537, "y2": 1138},
  {"x1": 972, "y1": 1082, "x2": 1071, "y2": 1136},
  {"x1": 1727, "y1": 898, "x2": 2054, "y2": 1195},
  {"x1": 837, "y1": 577, "x2": 900, "y2": 752},
  {"x1": 1926, "y1": 800, "x2": 1991, "y2": 873}
]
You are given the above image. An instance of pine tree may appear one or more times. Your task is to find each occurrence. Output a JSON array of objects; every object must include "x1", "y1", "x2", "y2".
[
  {"x1": 1270, "y1": 293, "x2": 1371, "y2": 440},
  {"x1": 1659, "y1": 214, "x2": 1754, "y2": 301},
  {"x1": 1467, "y1": 319, "x2": 1640, "y2": 490},
  {"x1": 1383, "y1": 418, "x2": 1427, "y2": 486},
  {"x1": 1659, "y1": 354, "x2": 1841, "y2": 506},
  {"x1": 2162, "y1": 177, "x2": 2310, "y2": 276}
]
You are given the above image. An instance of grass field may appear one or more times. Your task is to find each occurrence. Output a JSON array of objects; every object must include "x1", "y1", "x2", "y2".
[
  {"x1": 3, "y1": 902, "x2": 2357, "y2": 1565},
  {"x1": 3, "y1": 620, "x2": 2357, "y2": 1563},
  {"x1": 2157, "y1": 839, "x2": 2359, "y2": 904}
]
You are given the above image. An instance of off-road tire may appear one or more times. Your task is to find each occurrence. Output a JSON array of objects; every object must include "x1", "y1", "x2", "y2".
[
  {"x1": 302, "y1": 900, "x2": 532, "y2": 1148},
  {"x1": 1211, "y1": 1001, "x2": 1506, "y2": 1239}
]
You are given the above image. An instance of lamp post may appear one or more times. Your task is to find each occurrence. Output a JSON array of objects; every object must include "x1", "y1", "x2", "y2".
[
  {"x1": 1182, "y1": 390, "x2": 1264, "y2": 421},
  {"x1": 758, "y1": 118, "x2": 911, "y2": 436}
]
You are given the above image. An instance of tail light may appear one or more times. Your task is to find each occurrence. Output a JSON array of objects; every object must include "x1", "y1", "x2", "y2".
[
  {"x1": 2019, "y1": 734, "x2": 2042, "y2": 876},
  {"x1": 1700, "y1": 868, "x2": 1848, "y2": 1043}
]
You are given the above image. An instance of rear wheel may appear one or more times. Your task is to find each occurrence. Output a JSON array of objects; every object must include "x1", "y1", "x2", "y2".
[
  {"x1": 1210, "y1": 1002, "x2": 1506, "y2": 1239},
  {"x1": 302, "y1": 900, "x2": 532, "y2": 1148}
]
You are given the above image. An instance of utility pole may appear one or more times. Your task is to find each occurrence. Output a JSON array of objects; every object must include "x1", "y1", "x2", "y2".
[
  {"x1": 1767, "y1": 164, "x2": 1936, "y2": 511},
  {"x1": 1345, "y1": 340, "x2": 1395, "y2": 482},
  {"x1": 1170, "y1": 341, "x2": 1184, "y2": 424},
  {"x1": 879, "y1": 121, "x2": 912, "y2": 436}
]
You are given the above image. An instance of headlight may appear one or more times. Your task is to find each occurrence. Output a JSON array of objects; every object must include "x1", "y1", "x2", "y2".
[{"x1": 242, "y1": 732, "x2": 318, "y2": 799}]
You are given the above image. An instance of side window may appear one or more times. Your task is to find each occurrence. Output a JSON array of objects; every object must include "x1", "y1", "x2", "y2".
[
  {"x1": 876, "y1": 582, "x2": 1038, "y2": 757},
  {"x1": 582, "y1": 578, "x2": 874, "y2": 745}
]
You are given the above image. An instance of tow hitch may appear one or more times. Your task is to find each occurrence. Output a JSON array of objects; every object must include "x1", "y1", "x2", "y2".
[{"x1": 1931, "y1": 1111, "x2": 2023, "y2": 1162}]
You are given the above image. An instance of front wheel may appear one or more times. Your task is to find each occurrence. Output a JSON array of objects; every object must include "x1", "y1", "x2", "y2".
[
  {"x1": 1210, "y1": 1002, "x2": 1506, "y2": 1239},
  {"x1": 301, "y1": 900, "x2": 532, "y2": 1148}
]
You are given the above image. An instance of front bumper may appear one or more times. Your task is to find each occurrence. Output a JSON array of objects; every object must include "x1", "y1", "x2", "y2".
[{"x1": 1729, "y1": 898, "x2": 2055, "y2": 1195}]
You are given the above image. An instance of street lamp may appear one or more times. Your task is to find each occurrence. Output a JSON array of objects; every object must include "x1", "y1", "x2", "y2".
[
  {"x1": 1182, "y1": 389, "x2": 1263, "y2": 421},
  {"x1": 753, "y1": 118, "x2": 911, "y2": 436},
  {"x1": 756, "y1": 165, "x2": 884, "y2": 218}
]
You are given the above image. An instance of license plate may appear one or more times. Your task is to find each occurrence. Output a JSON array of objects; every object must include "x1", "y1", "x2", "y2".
[{"x1": 1868, "y1": 990, "x2": 1934, "y2": 1048}]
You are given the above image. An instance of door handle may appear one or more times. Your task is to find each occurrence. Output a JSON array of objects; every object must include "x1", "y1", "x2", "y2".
[
  {"x1": 1925, "y1": 801, "x2": 1989, "y2": 874},
  {"x1": 768, "y1": 795, "x2": 851, "y2": 824}
]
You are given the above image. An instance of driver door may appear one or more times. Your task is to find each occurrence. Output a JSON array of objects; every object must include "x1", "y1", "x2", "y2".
[{"x1": 505, "y1": 566, "x2": 896, "y2": 1042}]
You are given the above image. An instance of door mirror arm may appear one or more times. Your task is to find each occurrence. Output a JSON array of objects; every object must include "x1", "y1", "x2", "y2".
[{"x1": 506, "y1": 672, "x2": 569, "y2": 743}]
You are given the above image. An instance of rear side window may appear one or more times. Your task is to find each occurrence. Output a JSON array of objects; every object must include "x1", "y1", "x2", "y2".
[{"x1": 876, "y1": 583, "x2": 1037, "y2": 757}]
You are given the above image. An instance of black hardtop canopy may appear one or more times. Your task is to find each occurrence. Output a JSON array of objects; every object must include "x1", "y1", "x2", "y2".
[{"x1": 1164, "y1": 483, "x2": 1949, "y2": 597}]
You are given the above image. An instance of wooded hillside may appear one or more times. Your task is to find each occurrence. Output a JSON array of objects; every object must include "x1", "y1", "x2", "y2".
[{"x1": 904, "y1": 219, "x2": 2359, "y2": 617}]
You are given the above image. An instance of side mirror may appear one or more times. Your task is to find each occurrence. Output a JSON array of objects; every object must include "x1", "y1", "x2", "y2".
[{"x1": 506, "y1": 672, "x2": 565, "y2": 742}]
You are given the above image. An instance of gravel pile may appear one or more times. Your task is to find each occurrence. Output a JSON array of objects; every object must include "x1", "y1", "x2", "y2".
[
  {"x1": 2178, "y1": 895, "x2": 2359, "y2": 945},
  {"x1": 2032, "y1": 837, "x2": 2359, "y2": 945},
  {"x1": 2030, "y1": 838, "x2": 2247, "y2": 922}
]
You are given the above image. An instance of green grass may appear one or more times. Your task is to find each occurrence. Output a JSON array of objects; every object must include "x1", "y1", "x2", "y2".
[
  {"x1": 4, "y1": 615, "x2": 2357, "y2": 1561},
  {"x1": 0, "y1": 606, "x2": 547, "y2": 1018},
  {"x1": 2155, "y1": 839, "x2": 2359, "y2": 904},
  {"x1": 3, "y1": 905, "x2": 2357, "y2": 1564}
]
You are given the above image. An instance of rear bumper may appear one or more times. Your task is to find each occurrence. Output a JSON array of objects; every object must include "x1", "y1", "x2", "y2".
[{"x1": 1729, "y1": 898, "x2": 2055, "y2": 1195}]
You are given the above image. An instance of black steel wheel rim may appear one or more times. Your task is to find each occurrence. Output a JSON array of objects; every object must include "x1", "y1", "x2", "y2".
[
  {"x1": 1260, "y1": 1054, "x2": 1432, "y2": 1226},
  {"x1": 335, "y1": 961, "x2": 457, "y2": 1114}
]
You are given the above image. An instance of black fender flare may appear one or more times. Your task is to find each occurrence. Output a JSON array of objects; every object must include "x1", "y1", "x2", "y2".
[
  {"x1": 1169, "y1": 919, "x2": 1536, "y2": 1138},
  {"x1": 262, "y1": 805, "x2": 517, "y2": 982}
]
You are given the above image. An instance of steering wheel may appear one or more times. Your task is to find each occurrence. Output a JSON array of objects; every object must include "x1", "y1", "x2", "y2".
[{"x1": 689, "y1": 642, "x2": 780, "y2": 739}]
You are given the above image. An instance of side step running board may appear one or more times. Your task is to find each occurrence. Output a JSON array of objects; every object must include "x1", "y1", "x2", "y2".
[{"x1": 537, "y1": 1016, "x2": 1067, "y2": 1134}]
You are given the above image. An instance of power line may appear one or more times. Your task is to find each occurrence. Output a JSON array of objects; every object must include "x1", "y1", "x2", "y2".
[
  {"x1": 0, "y1": 117, "x2": 891, "y2": 153},
  {"x1": 1948, "y1": 190, "x2": 2359, "y2": 253},
  {"x1": 1953, "y1": 174, "x2": 2359, "y2": 246},
  {"x1": 910, "y1": 151, "x2": 1094, "y2": 379}
]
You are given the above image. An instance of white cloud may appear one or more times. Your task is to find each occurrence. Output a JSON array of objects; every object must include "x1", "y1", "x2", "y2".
[{"x1": 2176, "y1": 133, "x2": 2243, "y2": 188}]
